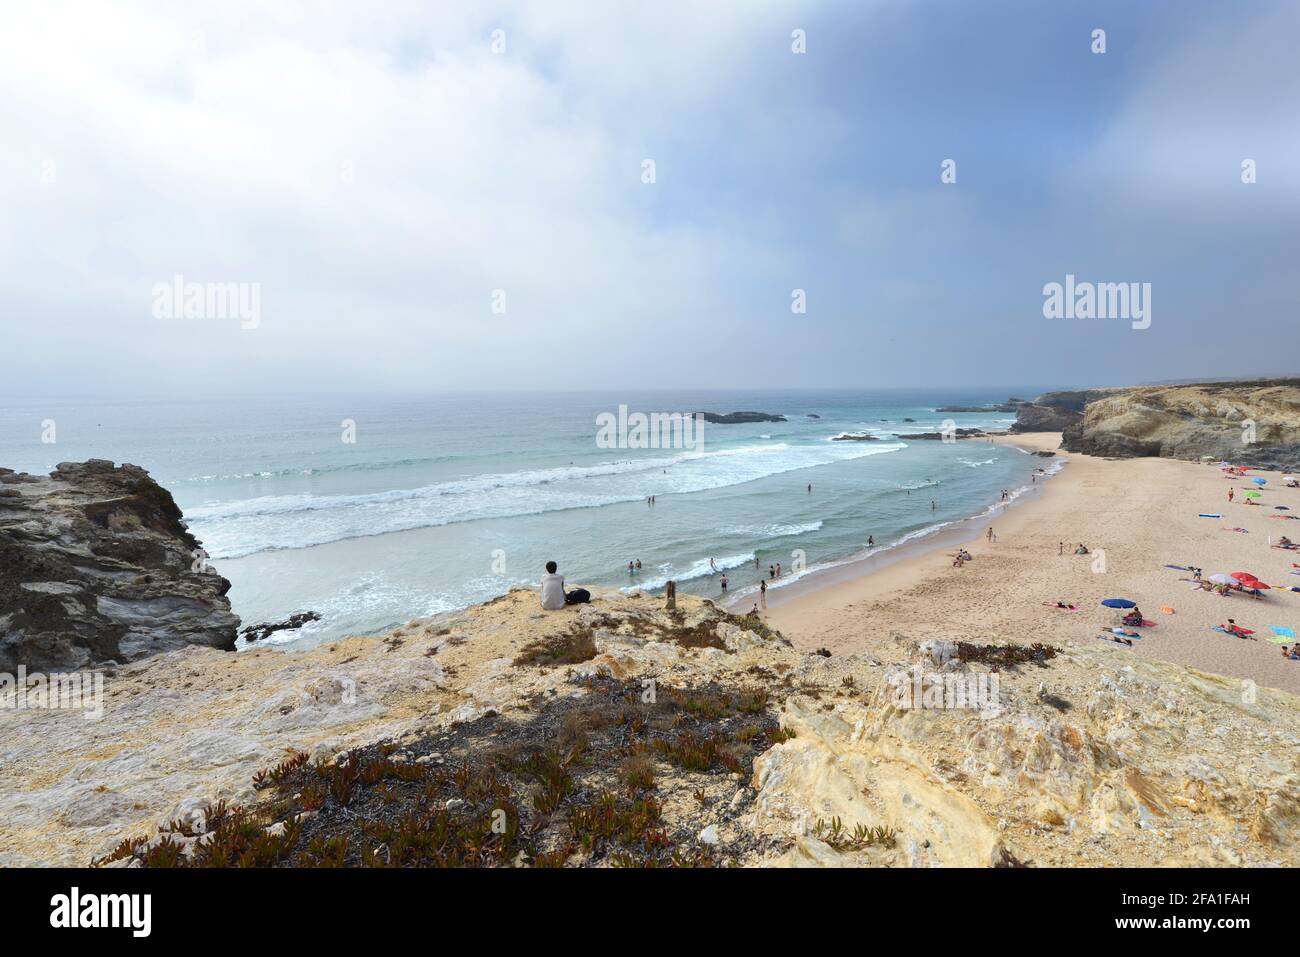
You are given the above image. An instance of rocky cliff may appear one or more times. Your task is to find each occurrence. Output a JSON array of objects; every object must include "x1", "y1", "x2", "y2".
[
  {"x1": 1060, "y1": 379, "x2": 1300, "y2": 467},
  {"x1": 0, "y1": 460, "x2": 239, "y2": 672},
  {"x1": 3, "y1": 588, "x2": 1294, "y2": 868},
  {"x1": 1008, "y1": 389, "x2": 1126, "y2": 434}
]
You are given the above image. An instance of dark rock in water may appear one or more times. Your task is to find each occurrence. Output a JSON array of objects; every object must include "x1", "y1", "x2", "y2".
[
  {"x1": 806, "y1": 413, "x2": 820, "y2": 419},
  {"x1": 695, "y1": 411, "x2": 787, "y2": 424},
  {"x1": 830, "y1": 432, "x2": 879, "y2": 441},
  {"x1": 241, "y1": 611, "x2": 323, "y2": 643},
  {"x1": 897, "y1": 428, "x2": 986, "y2": 440},
  {"x1": 936, "y1": 399, "x2": 1023, "y2": 413},
  {"x1": 0, "y1": 460, "x2": 239, "y2": 671},
  {"x1": 903, "y1": 418, "x2": 916, "y2": 422},
  {"x1": 1032, "y1": 450, "x2": 1056, "y2": 457}
]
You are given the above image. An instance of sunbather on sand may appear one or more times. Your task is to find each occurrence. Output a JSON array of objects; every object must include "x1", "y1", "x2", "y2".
[
  {"x1": 1098, "y1": 634, "x2": 1133, "y2": 647},
  {"x1": 1220, "y1": 619, "x2": 1255, "y2": 639}
]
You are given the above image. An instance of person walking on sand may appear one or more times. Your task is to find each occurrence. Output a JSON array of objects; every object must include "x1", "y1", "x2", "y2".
[
  {"x1": 1059, "y1": 541, "x2": 1064, "y2": 556},
  {"x1": 1228, "y1": 488, "x2": 1234, "y2": 503},
  {"x1": 759, "y1": 578, "x2": 767, "y2": 608},
  {"x1": 987, "y1": 526, "x2": 995, "y2": 543}
]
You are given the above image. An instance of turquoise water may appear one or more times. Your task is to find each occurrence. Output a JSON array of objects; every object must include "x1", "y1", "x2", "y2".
[{"x1": 0, "y1": 389, "x2": 1056, "y2": 647}]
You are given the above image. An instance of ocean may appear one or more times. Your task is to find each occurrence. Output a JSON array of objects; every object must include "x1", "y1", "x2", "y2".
[{"x1": 0, "y1": 389, "x2": 1059, "y2": 648}]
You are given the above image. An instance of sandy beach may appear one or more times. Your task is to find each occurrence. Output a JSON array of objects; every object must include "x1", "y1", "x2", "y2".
[{"x1": 764, "y1": 432, "x2": 1300, "y2": 694}]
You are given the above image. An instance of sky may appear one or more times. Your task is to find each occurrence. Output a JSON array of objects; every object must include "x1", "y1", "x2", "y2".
[{"x1": 2, "y1": 0, "x2": 1297, "y2": 396}]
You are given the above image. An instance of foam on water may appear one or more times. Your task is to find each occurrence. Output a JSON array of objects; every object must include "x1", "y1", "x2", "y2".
[{"x1": 191, "y1": 440, "x2": 906, "y2": 558}]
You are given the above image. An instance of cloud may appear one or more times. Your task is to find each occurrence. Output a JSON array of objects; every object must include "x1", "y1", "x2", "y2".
[{"x1": 0, "y1": 1, "x2": 822, "y2": 394}]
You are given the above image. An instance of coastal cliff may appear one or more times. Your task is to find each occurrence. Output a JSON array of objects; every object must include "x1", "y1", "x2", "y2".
[
  {"x1": 1008, "y1": 389, "x2": 1124, "y2": 434},
  {"x1": 0, "y1": 460, "x2": 238, "y2": 671},
  {"x1": 3, "y1": 588, "x2": 1295, "y2": 867},
  {"x1": 1060, "y1": 380, "x2": 1300, "y2": 468}
]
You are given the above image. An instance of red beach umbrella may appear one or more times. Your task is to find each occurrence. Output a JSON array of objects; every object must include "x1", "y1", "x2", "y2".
[{"x1": 1230, "y1": 572, "x2": 1259, "y2": 582}]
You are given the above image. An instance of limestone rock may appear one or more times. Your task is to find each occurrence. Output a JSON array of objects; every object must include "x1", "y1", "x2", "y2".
[{"x1": 0, "y1": 460, "x2": 238, "y2": 670}]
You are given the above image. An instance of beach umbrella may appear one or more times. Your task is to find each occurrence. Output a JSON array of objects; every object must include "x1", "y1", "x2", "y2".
[
  {"x1": 1276, "y1": 506, "x2": 1291, "y2": 511},
  {"x1": 1209, "y1": 574, "x2": 1237, "y2": 585},
  {"x1": 1245, "y1": 491, "x2": 1262, "y2": 498},
  {"x1": 1101, "y1": 598, "x2": 1136, "y2": 609},
  {"x1": 1272, "y1": 626, "x2": 1296, "y2": 638},
  {"x1": 1253, "y1": 477, "x2": 1267, "y2": 486},
  {"x1": 1230, "y1": 572, "x2": 1259, "y2": 582}
]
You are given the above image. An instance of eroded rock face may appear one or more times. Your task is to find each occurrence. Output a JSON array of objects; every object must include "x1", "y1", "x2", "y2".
[
  {"x1": 1060, "y1": 380, "x2": 1300, "y2": 467},
  {"x1": 0, "y1": 460, "x2": 239, "y2": 671}
]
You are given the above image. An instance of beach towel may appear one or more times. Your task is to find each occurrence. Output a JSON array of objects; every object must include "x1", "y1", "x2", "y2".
[
  {"x1": 1264, "y1": 635, "x2": 1293, "y2": 645},
  {"x1": 1212, "y1": 626, "x2": 1255, "y2": 636},
  {"x1": 1164, "y1": 564, "x2": 1190, "y2": 571},
  {"x1": 1111, "y1": 628, "x2": 1142, "y2": 639},
  {"x1": 1221, "y1": 527, "x2": 1249, "y2": 533},
  {"x1": 1198, "y1": 513, "x2": 1222, "y2": 518},
  {"x1": 1159, "y1": 606, "x2": 1175, "y2": 615}
]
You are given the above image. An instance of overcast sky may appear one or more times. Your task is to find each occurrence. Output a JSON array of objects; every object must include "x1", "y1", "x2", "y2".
[{"x1": 2, "y1": 0, "x2": 1297, "y2": 397}]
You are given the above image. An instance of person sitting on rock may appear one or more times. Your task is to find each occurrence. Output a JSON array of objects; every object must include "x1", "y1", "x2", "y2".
[{"x1": 540, "y1": 561, "x2": 566, "y2": 611}]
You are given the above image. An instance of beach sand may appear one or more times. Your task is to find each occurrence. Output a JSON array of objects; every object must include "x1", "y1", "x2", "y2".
[{"x1": 763, "y1": 432, "x2": 1300, "y2": 694}]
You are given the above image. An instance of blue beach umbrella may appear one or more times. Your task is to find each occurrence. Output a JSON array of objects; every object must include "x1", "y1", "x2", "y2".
[
  {"x1": 1253, "y1": 477, "x2": 1267, "y2": 485},
  {"x1": 1101, "y1": 598, "x2": 1137, "y2": 609}
]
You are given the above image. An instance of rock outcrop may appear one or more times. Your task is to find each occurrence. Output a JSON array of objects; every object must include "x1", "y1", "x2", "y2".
[
  {"x1": 936, "y1": 399, "x2": 1026, "y2": 413},
  {"x1": 3, "y1": 589, "x2": 1295, "y2": 867},
  {"x1": 896, "y1": 428, "x2": 986, "y2": 440},
  {"x1": 1008, "y1": 389, "x2": 1126, "y2": 434},
  {"x1": 1060, "y1": 380, "x2": 1300, "y2": 468},
  {"x1": 0, "y1": 460, "x2": 238, "y2": 671},
  {"x1": 695, "y1": 411, "x2": 786, "y2": 424}
]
